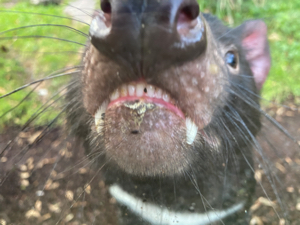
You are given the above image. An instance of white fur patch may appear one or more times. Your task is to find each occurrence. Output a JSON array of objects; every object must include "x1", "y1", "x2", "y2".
[{"x1": 109, "y1": 184, "x2": 245, "y2": 225}]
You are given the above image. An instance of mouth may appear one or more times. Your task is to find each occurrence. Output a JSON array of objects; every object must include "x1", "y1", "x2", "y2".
[
  {"x1": 83, "y1": 33, "x2": 225, "y2": 176},
  {"x1": 108, "y1": 82, "x2": 185, "y2": 119},
  {"x1": 83, "y1": 0, "x2": 226, "y2": 176},
  {"x1": 82, "y1": 41, "x2": 225, "y2": 176},
  {"x1": 94, "y1": 81, "x2": 198, "y2": 146},
  {"x1": 92, "y1": 80, "x2": 203, "y2": 176}
]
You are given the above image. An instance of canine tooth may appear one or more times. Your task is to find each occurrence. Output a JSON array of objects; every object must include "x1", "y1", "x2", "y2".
[
  {"x1": 128, "y1": 84, "x2": 135, "y2": 96},
  {"x1": 136, "y1": 83, "x2": 144, "y2": 97},
  {"x1": 110, "y1": 89, "x2": 119, "y2": 101},
  {"x1": 186, "y1": 118, "x2": 198, "y2": 145},
  {"x1": 155, "y1": 89, "x2": 162, "y2": 99},
  {"x1": 162, "y1": 93, "x2": 170, "y2": 102},
  {"x1": 95, "y1": 101, "x2": 108, "y2": 134},
  {"x1": 147, "y1": 85, "x2": 155, "y2": 97},
  {"x1": 120, "y1": 85, "x2": 127, "y2": 97}
]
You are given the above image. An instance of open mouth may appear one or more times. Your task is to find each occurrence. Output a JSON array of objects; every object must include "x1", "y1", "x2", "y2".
[
  {"x1": 107, "y1": 81, "x2": 185, "y2": 119},
  {"x1": 94, "y1": 81, "x2": 198, "y2": 146}
]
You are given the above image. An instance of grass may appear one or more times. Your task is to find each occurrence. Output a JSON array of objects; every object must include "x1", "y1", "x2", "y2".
[
  {"x1": 0, "y1": 0, "x2": 299, "y2": 127},
  {"x1": 0, "y1": 0, "x2": 88, "y2": 127},
  {"x1": 199, "y1": 0, "x2": 300, "y2": 103}
]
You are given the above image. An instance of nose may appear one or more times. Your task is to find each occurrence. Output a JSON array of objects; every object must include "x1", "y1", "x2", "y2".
[{"x1": 90, "y1": 0, "x2": 206, "y2": 76}]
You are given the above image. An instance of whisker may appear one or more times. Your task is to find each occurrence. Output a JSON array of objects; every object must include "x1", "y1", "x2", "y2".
[
  {"x1": 0, "y1": 83, "x2": 41, "y2": 119},
  {"x1": 10, "y1": 50, "x2": 85, "y2": 55},
  {"x1": 0, "y1": 80, "x2": 75, "y2": 158},
  {"x1": 54, "y1": 158, "x2": 111, "y2": 225},
  {"x1": 0, "y1": 35, "x2": 86, "y2": 46},
  {"x1": 0, "y1": 68, "x2": 82, "y2": 99},
  {"x1": 0, "y1": 10, "x2": 90, "y2": 25},
  {"x1": 0, "y1": 24, "x2": 88, "y2": 37},
  {"x1": 222, "y1": 106, "x2": 283, "y2": 220},
  {"x1": 229, "y1": 76, "x2": 298, "y2": 111},
  {"x1": 64, "y1": 2, "x2": 95, "y2": 18},
  {"x1": 0, "y1": 105, "x2": 67, "y2": 186},
  {"x1": 227, "y1": 79, "x2": 299, "y2": 144},
  {"x1": 186, "y1": 171, "x2": 226, "y2": 225}
]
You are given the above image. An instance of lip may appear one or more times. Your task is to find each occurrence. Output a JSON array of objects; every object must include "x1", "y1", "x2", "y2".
[
  {"x1": 94, "y1": 81, "x2": 186, "y2": 120},
  {"x1": 108, "y1": 96, "x2": 185, "y2": 119}
]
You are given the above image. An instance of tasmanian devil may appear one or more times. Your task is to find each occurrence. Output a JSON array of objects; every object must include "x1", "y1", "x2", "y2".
[
  {"x1": 65, "y1": 0, "x2": 271, "y2": 224},
  {"x1": 0, "y1": 0, "x2": 299, "y2": 225}
]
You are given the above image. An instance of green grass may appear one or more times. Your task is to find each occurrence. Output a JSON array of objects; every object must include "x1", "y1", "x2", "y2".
[
  {"x1": 0, "y1": 0, "x2": 88, "y2": 127},
  {"x1": 0, "y1": 0, "x2": 299, "y2": 127},
  {"x1": 199, "y1": 0, "x2": 300, "y2": 103}
]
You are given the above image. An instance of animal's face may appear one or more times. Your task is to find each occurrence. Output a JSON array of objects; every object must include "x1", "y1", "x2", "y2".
[
  {"x1": 63, "y1": 2, "x2": 272, "y2": 223},
  {"x1": 76, "y1": 0, "x2": 270, "y2": 178}
]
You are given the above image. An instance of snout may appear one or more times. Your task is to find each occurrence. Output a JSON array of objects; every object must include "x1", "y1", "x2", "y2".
[
  {"x1": 90, "y1": 0, "x2": 207, "y2": 76},
  {"x1": 83, "y1": 1, "x2": 223, "y2": 177}
]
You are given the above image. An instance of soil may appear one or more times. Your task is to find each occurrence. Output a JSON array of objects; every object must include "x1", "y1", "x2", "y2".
[{"x1": 0, "y1": 103, "x2": 299, "y2": 225}]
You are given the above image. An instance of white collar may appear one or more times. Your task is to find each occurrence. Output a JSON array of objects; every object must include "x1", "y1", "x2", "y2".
[{"x1": 109, "y1": 184, "x2": 245, "y2": 225}]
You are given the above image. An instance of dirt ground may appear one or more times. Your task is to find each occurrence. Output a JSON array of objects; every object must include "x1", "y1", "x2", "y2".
[{"x1": 0, "y1": 104, "x2": 299, "y2": 225}]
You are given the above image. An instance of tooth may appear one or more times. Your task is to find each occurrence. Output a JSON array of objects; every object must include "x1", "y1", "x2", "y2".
[
  {"x1": 110, "y1": 89, "x2": 119, "y2": 101},
  {"x1": 147, "y1": 85, "x2": 155, "y2": 97},
  {"x1": 186, "y1": 118, "x2": 198, "y2": 145},
  {"x1": 120, "y1": 85, "x2": 127, "y2": 97},
  {"x1": 128, "y1": 84, "x2": 135, "y2": 96},
  {"x1": 136, "y1": 83, "x2": 144, "y2": 97},
  {"x1": 162, "y1": 93, "x2": 170, "y2": 102},
  {"x1": 95, "y1": 101, "x2": 108, "y2": 134},
  {"x1": 155, "y1": 89, "x2": 162, "y2": 99}
]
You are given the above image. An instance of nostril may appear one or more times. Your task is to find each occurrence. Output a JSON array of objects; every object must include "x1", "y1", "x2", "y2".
[
  {"x1": 101, "y1": 0, "x2": 112, "y2": 14},
  {"x1": 176, "y1": 2, "x2": 202, "y2": 39},
  {"x1": 178, "y1": 4, "x2": 199, "y2": 23}
]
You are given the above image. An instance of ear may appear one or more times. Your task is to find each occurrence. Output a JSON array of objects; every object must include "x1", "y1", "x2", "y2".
[{"x1": 241, "y1": 20, "x2": 271, "y2": 90}]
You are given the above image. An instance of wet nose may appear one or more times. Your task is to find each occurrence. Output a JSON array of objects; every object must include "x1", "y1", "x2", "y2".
[{"x1": 90, "y1": 0, "x2": 206, "y2": 76}]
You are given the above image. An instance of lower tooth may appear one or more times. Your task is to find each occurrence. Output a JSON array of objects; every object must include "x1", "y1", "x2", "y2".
[
  {"x1": 95, "y1": 101, "x2": 108, "y2": 134},
  {"x1": 186, "y1": 118, "x2": 198, "y2": 145}
]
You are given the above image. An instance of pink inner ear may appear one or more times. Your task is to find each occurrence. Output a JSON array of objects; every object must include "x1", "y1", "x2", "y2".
[{"x1": 242, "y1": 20, "x2": 271, "y2": 90}]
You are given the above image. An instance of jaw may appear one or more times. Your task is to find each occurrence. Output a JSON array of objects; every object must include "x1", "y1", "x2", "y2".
[
  {"x1": 83, "y1": 37, "x2": 227, "y2": 177},
  {"x1": 104, "y1": 103, "x2": 189, "y2": 176},
  {"x1": 93, "y1": 81, "x2": 201, "y2": 176}
]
